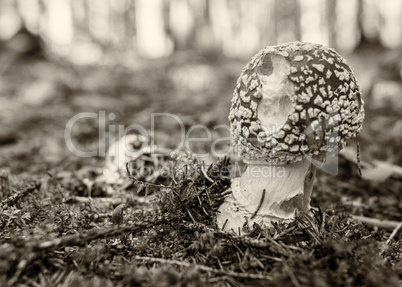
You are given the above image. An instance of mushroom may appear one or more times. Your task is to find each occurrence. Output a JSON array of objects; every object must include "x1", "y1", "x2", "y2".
[{"x1": 217, "y1": 42, "x2": 365, "y2": 233}]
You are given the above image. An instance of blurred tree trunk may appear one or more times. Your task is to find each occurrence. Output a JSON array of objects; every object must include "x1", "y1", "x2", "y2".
[
  {"x1": 135, "y1": 0, "x2": 171, "y2": 58},
  {"x1": 294, "y1": 0, "x2": 301, "y2": 41},
  {"x1": 274, "y1": 0, "x2": 300, "y2": 43},
  {"x1": 260, "y1": 0, "x2": 276, "y2": 46},
  {"x1": 208, "y1": 0, "x2": 231, "y2": 54},
  {"x1": 168, "y1": 0, "x2": 196, "y2": 50},
  {"x1": 355, "y1": 0, "x2": 382, "y2": 50},
  {"x1": 326, "y1": 0, "x2": 337, "y2": 49},
  {"x1": 357, "y1": 0, "x2": 370, "y2": 46},
  {"x1": 190, "y1": 0, "x2": 212, "y2": 52},
  {"x1": 123, "y1": 0, "x2": 136, "y2": 48},
  {"x1": 87, "y1": 0, "x2": 111, "y2": 46}
]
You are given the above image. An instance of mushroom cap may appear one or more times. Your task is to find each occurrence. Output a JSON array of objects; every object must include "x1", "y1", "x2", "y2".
[{"x1": 229, "y1": 41, "x2": 365, "y2": 164}]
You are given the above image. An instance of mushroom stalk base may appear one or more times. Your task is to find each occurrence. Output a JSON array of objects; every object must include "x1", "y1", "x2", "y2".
[{"x1": 217, "y1": 160, "x2": 312, "y2": 233}]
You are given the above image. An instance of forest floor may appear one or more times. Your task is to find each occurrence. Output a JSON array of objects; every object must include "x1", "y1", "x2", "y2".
[{"x1": 0, "y1": 45, "x2": 401, "y2": 286}]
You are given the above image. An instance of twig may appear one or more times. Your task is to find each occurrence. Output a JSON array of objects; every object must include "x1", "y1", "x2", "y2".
[
  {"x1": 34, "y1": 216, "x2": 175, "y2": 250},
  {"x1": 356, "y1": 141, "x2": 362, "y2": 177},
  {"x1": 297, "y1": 214, "x2": 322, "y2": 244},
  {"x1": 205, "y1": 187, "x2": 212, "y2": 206},
  {"x1": 8, "y1": 252, "x2": 38, "y2": 285},
  {"x1": 352, "y1": 215, "x2": 401, "y2": 230},
  {"x1": 126, "y1": 163, "x2": 173, "y2": 190},
  {"x1": 0, "y1": 183, "x2": 41, "y2": 207},
  {"x1": 251, "y1": 189, "x2": 266, "y2": 219},
  {"x1": 171, "y1": 189, "x2": 196, "y2": 223},
  {"x1": 65, "y1": 196, "x2": 147, "y2": 205},
  {"x1": 386, "y1": 221, "x2": 402, "y2": 244},
  {"x1": 201, "y1": 164, "x2": 214, "y2": 183},
  {"x1": 133, "y1": 255, "x2": 273, "y2": 281},
  {"x1": 66, "y1": 196, "x2": 123, "y2": 205},
  {"x1": 36, "y1": 224, "x2": 142, "y2": 249},
  {"x1": 222, "y1": 219, "x2": 228, "y2": 231},
  {"x1": 283, "y1": 261, "x2": 301, "y2": 287}
]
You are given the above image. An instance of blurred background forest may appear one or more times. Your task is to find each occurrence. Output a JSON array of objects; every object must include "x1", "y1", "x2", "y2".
[
  {"x1": 1, "y1": 0, "x2": 401, "y2": 59},
  {"x1": 0, "y1": 0, "x2": 401, "y2": 174}
]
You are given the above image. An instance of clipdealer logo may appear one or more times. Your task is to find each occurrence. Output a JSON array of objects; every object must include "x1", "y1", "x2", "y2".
[{"x1": 65, "y1": 110, "x2": 342, "y2": 177}]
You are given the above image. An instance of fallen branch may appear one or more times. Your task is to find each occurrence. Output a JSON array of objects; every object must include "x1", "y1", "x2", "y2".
[
  {"x1": 386, "y1": 221, "x2": 402, "y2": 244},
  {"x1": 65, "y1": 195, "x2": 147, "y2": 205},
  {"x1": 33, "y1": 216, "x2": 172, "y2": 250},
  {"x1": 0, "y1": 183, "x2": 41, "y2": 207},
  {"x1": 65, "y1": 196, "x2": 125, "y2": 205},
  {"x1": 133, "y1": 255, "x2": 273, "y2": 281},
  {"x1": 38, "y1": 224, "x2": 139, "y2": 249},
  {"x1": 352, "y1": 215, "x2": 401, "y2": 230}
]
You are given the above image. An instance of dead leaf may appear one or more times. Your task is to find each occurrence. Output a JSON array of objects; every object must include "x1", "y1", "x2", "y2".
[
  {"x1": 340, "y1": 147, "x2": 402, "y2": 182},
  {"x1": 112, "y1": 204, "x2": 125, "y2": 225},
  {"x1": 362, "y1": 159, "x2": 402, "y2": 182}
]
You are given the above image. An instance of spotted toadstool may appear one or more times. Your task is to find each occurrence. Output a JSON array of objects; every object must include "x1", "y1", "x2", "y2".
[{"x1": 217, "y1": 42, "x2": 365, "y2": 232}]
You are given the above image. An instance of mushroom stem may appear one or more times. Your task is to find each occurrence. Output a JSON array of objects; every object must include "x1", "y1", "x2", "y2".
[{"x1": 217, "y1": 160, "x2": 313, "y2": 232}]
